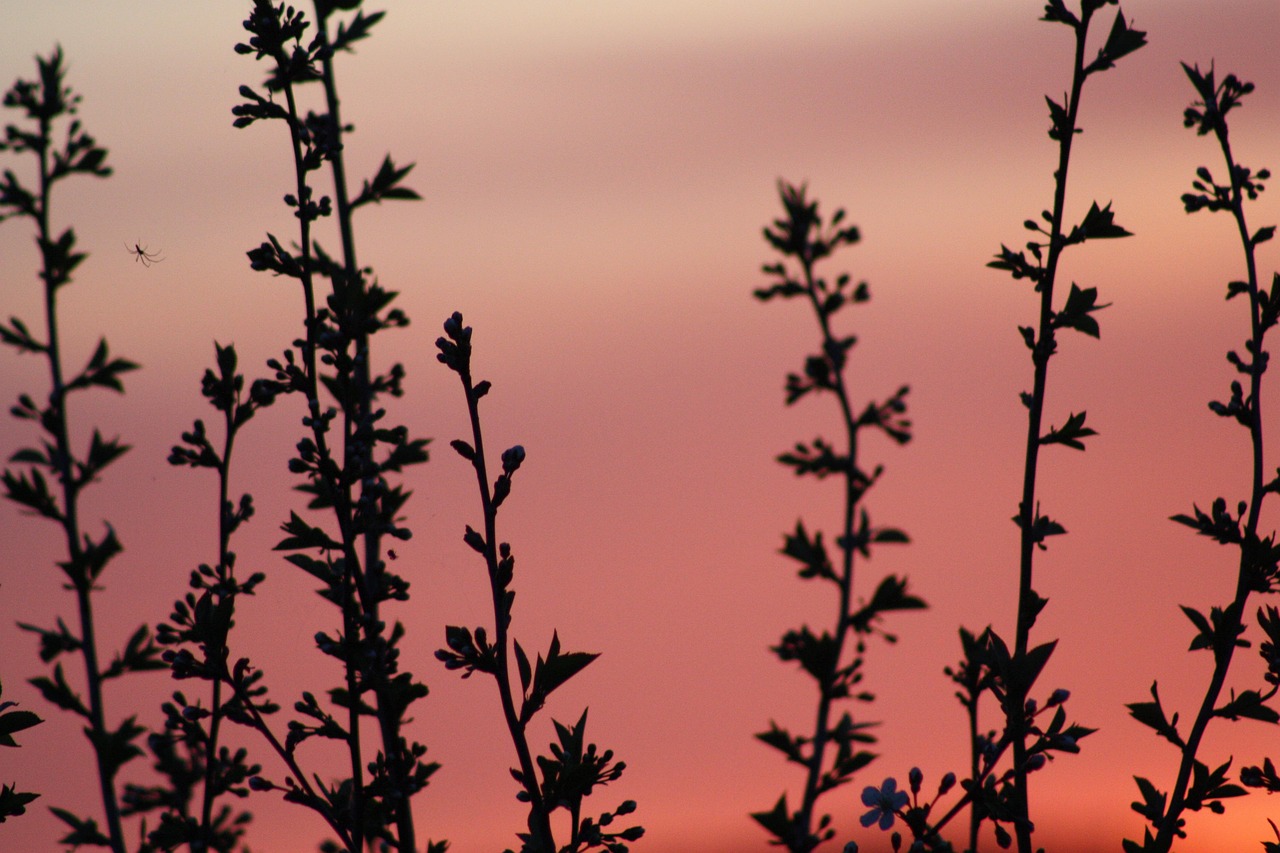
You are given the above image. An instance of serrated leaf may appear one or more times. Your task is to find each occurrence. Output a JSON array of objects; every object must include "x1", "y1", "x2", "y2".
[
  {"x1": 1087, "y1": 12, "x2": 1148, "y2": 74},
  {"x1": 1067, "y1": 201, "x2": 1132, "y2": 243},
  {"x1": 1053, "y1": 283, "x2": 1109, "y2": 338},
  {"x1": 275, "y1": 512, "x2": 341, "y2": 552},
  {"x1": 1040, "y1": 410, "x2": 1098, "y2": 450},
  {"x1": 29, "y1": 664, "x2": 88, "y2": 718},
  {"x1": 1127, "y1": 682, "x2": 1184, "y2": 748}
]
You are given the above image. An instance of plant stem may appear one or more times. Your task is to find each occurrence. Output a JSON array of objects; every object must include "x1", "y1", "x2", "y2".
[
  {"x1": 1009, "y1": 15, "x2": 1092, "y2": 852},
  {"x1": 1153, "y1": 96, "x2": 1266, "y2": 853},
  {"x1": 794, "y1": 247, "x2": 861, "y2": 841},
  {"x1": 457, "y1": 364, "x2": 556, "y2": 851},
  {"x1": 34, "y1": 106, "x2": 127, "y2": 853}
]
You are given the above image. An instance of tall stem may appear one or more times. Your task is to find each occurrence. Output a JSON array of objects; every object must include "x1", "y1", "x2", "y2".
[
  {"x1": 35, "y1": 111, "x2": 126, "y2": 853},
  {"x1": 1009, "y1": 16, "x2": 1091, "y2": 852},
  {"x1": 795, "y1": 249, "x2": 861, "y2": 838},
  {"x1": 459, "y1": 367, "x2": 555, "y2": 850},
  {"x1": 1154, "y1": 109, "x2": 1266, "y2": 853}
]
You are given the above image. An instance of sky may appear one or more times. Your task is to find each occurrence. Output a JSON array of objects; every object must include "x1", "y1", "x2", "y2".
[{"x1": 3, "y1": 1, "x2": 1280, "y2": 851}]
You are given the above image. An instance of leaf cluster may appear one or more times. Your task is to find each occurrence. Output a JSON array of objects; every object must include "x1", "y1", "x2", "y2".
[
  {"x1": 509, "y1": 711, "x2": 642, "y2": 853},
  {"x1": 879, "y1": 630, "x2": 1089, "y2": 851},
  {"x1": 0, "y1": 47, "x2": 110, "y2": 224},
  {"x1": 138, "y1": 345, "x2": 269, "y2": 849},
  {"x1": 0, "y1": 677, "x2": 41, "y2": 822}
]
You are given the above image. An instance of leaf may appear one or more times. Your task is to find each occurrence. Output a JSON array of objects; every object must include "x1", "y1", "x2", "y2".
[
  {"x1": 522, "y1": 632, "x2": 598, "y2": 722},
  {"x1": 1065, "y1": 201, "x2": 1132, "y2": 244},
  {"x1": 1040, "y1": 0, "x2": 1078, "y2": 27},
  {"x1": 50, "y1": 807, "x2": 110, "y2": 847},
  {"x1": 1044, "y1": 95, "x2": 1074, "y2": 142},
  {"x1": 1214, "y1": 688, "x2": 1280, "y2": 723},
  {"x1": 0, "y1": 783, "x2": 39, "y2": 821},
  {"x1": 1186, "y1": 757, "x2": 1247, "y2": 813},
  {"x1": 275, "y1": 512, "x2": 342, "y2": 552},
  {"x1": 1180, "y1": 605, "x2": 1214, "y2": 651},
  {"x1": 350, "y1": 153, "x2": 420, "y2": 209},
  {"x1": 63, "y1": 338, "x2": 139, "y2": 394},
  {"x1": 1086, "y1": 12, "x2": 1148, "y2": 74},
  {"x1": 780, "y1": 521, "x2": 836, "y2": 582},
  {"x1": 17, "y1": 618, "x2": 80, "y2": 663},
  {"x1": 1017, "y1": 640, "x2": 1058, "y2": 694},
  {"x1": 750, "y1": 794, "x2": 800, "y2": 847},
  {"x1": 777, "y1": 437, "x2": 847, "y2": 478},
  {"x1": 989, "y1": 243, "x2": 1042, "y2": 281},
  {"x1": 1171, "y1": 497, "x2": 1243, "y2": 545},
  {"x1": 28, "y1": 664, "x2": 88, "y2": 718},
  {"x1": 332, "y1": 9, "x2": 386, "y2": 54},
  {"x1": 1, "y1": 468, "x2": 62, "y2": 521},
  {"x1": 0, "y1": 710, "x2": 41, "y2": 747},
  {"x1": 70, "y1": 524, "x2": 124, "y2": 585},
  {"x1": 1126, "y1": 682, "x2": 1184, "y2": 748},
  {"x1": 514, "y1": 639, "x2": 532, "y2": 695},
  {"x1": 849, "y1": 575, "x2": 927, "y2": 635},
  {"x1": 100, "y1": 624, "x2": 166, "y2": 680},
  {"x1": 1052, "y1": 284, "x2": 1110, "y2": 338},
  {"x1": 1129, "y1": 775, "x2": 1167, "y2": 823},
  {"x1": 755, "y1": 721, "x2": 806, "y2": 765},
  {"x1": 85, "y1": 715, "x2": 147, "y2": 777},
  {"x1": 772, "y1": 627, "x2": 840, "y2": 689},
  {"x1": 0, "y1": 316, "x2": 45, "y2": 354},
  {"x1": 1040, "y1": 410, "x2": 1098, "y2": 450},
  {"x1": 1017, "y1": 508, "x2": 1067, "y2": 549},
  {"x1": 76, "y1": 430, "x2": 130, "y2": 487}
]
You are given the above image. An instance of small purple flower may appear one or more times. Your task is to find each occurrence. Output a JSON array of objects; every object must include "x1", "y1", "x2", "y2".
[{"x1": 860, "y1": 778, "x2": 908, "y2": 830}]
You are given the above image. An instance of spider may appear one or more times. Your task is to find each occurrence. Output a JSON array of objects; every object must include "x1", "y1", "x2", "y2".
[{"x1": 126, "y1": 241, "x2": 164, "y2": 267}]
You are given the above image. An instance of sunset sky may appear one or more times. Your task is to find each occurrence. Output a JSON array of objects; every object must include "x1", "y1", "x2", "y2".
[{"x1": 3, "y1": 1, "x2": 1280, "y2": 851}]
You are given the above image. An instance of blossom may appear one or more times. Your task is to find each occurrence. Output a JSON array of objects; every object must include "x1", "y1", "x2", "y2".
[{"x1": 860, "y1": 778, "x2": 908, "y2": 830}]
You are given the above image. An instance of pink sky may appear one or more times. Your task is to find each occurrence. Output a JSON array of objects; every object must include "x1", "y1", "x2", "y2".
[{"x1": 3, "y1": 1, "x2": 1280, "y2": 851}]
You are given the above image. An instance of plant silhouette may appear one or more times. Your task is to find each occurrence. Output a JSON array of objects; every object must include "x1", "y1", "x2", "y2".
[
  {"x1": 4, "y1": 2, "x2": 1280, "y2": 852},
  {"x1": 751, "y1": 181, "x2": 923, "y2": 853},
  {"x1": 220, "y1": 1, "x2": 438, "y2": 849},
  {"x1": 1123, "y1": 62, "x2": 1280, "y2": 853},
  {"x1": 436, "y1": 311, "x2": 644, "y2": 853},
  {"x1": 854, "y1": 2, "x2": 1143, "y2": 850},
  {"x1": 0, "y1": 46, "x2": 163, "y2": 853}
]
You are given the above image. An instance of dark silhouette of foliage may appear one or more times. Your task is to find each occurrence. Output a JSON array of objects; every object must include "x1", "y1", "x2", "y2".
[
  {"x1": 7, "y1": 3, "x2": 1280, "y2": 852},
  {"x1": 750, "y1": 182, "x2": 924, "y2": 853},
  {"x1": 857, "y1": 3, "x2": 1142, "y2": 851},
  {"x1": 436, "y1": 312, "x2": 643, "y2": 853},
  {"x1": 221, "y1": 1, "x2": 440, "y2": 850},
  {"x1": 1123, "y1": 62, "x2": 1280, "y2": 853},
  {"x1": 115, "y1": 342, "x2": 277, "y2": 852},
  {"x1": 0, "y1": 674, "x2": 42, "y2": 822},
  {"x1": 0, "y1": 45, "x2": 162, "y2": 853}
]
